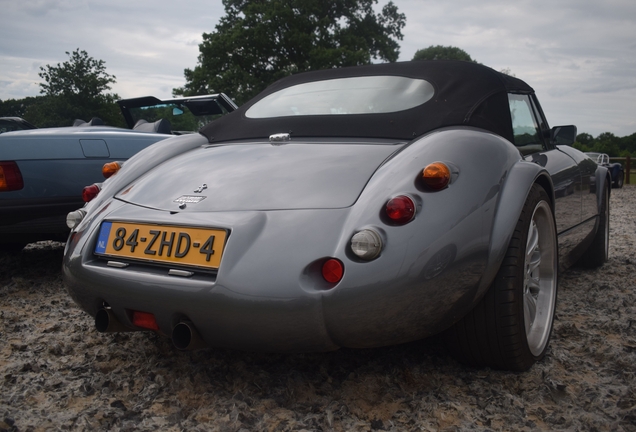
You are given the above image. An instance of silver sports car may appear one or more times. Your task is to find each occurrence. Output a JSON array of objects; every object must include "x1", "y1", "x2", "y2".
[{"x1": 63, "y1": 61, "x2": 610, "y2": 371}]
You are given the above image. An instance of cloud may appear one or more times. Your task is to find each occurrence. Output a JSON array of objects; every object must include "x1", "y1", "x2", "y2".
[{"x1": 1, "y1": 0, "x2": 635, "y2": 136}]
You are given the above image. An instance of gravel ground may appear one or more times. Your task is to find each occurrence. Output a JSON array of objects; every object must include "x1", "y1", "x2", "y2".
[{"x1": 1, "y1": 186, "x2": 635, "y2": 432}]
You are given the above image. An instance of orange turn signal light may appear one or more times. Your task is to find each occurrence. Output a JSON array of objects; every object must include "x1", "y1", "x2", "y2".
[
  {"x1": 102, "y1": 161, "x2": 122, "y2": 179},
  {"x1": 422, "y1": 162, "x2": 451, "y2": 190}
]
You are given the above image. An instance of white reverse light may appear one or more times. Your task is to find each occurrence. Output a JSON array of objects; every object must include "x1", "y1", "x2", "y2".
[
  {"x1": 350, "y1": 229, "x2": 383, "y2": 260},
  {"x1": 66, "y1": 209, "x2": 86, "y2": 229}
]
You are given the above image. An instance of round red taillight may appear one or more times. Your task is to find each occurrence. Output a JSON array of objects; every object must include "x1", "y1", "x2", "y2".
[
  {"x1": 422, "y1": 162, "x2": 451, "y2": 190},
  {"x1": 322, "y1": 258, "x2": 344, "y2": 284},
  {"x1": 82, "y1": 184, "x2": 101, "y2": 202},
  {"x1": 385, "y1": 195, "x2": 416, "y2": 224}
]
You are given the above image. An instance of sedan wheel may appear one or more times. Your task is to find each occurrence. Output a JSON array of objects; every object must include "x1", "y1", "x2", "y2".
[{"x1": 445, "y1": 184, "x2": 557, "y2": 371}]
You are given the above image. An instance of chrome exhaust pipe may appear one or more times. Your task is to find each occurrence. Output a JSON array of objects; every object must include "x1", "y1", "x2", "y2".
[
  {"x1": 172, "y1": 321, "x2": 207, "y2": 351},
  {"x1": 95, "y1": 308, "x2": 133, "y2": 333}
]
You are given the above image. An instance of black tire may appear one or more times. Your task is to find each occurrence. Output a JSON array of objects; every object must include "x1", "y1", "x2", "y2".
[
  {"x1": 579, "y1": 183, "x2": 609, "y2": 268},
  {"x1": 445, "y1": 184, "x2": 558, "y2": 371}
]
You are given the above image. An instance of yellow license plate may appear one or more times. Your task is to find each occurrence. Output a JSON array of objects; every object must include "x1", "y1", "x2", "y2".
[{"x1": 94, "y1": 221, "x2": 227, "y2": 269}]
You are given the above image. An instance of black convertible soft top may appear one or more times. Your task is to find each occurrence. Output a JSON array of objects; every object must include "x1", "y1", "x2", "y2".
[{"x1": 200, "y1": 60, "x2": 533, "y2": 143}]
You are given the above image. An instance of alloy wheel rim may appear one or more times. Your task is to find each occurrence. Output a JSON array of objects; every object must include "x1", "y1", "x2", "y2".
[{"x1": 523, "y1": 200, "x2": 557, "y2": 356}]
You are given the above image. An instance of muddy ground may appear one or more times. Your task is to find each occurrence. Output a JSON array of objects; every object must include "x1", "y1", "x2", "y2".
[{"x1": 1, "y1": 186, "x2": 635, "y2": 431}]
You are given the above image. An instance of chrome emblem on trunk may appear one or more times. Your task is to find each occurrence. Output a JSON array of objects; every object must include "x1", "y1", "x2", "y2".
[
  {"x1": 194, "y1": 183, "x2": 208, "y2": 193},
  {"x1": 174, "y1": 195, "x2": 206, "y2": 204}
]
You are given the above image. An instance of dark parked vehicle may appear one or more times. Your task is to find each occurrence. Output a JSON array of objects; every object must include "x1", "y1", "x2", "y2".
[
  {"x1": 0, "y1": 94, "x2": 236, "y2": 248},
  {"x1": 0, "y1": 117, "x2": 37, "y2": 133},
  {"x1": 63, "y1": 61, "x2": 611, "y2": 371},
  {"x1": 585, "y1": 152, "x2": 624, "y2": 188}
]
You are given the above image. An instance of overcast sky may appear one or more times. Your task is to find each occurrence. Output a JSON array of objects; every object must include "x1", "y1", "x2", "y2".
[{"x1": 1, "y1": 0, "x2": 635, "y2": 137}]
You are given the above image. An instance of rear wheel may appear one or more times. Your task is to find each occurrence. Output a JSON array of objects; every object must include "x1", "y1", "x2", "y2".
[
  {"x1": 579, "y1": 183, "x2": 609, "y2": 268},
  {"x1": 445, "y1": 184, "x2": 557, "y2": 371}
]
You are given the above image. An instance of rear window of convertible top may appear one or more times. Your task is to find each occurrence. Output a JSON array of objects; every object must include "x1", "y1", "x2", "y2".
[{"x1": 246, "y1": 76, "x2": 435, "y2": 118}]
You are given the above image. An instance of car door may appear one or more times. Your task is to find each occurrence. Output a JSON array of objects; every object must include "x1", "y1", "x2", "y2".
[
  {"x1": 508, "y1": 93, "x2": 589, "y2": 262},
  {"x1": 508, "y1": 93, "x2": 582, "y2": 235}
]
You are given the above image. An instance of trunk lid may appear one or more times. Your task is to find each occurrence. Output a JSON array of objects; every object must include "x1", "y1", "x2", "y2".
[{"x1": 116, "y1": 141, "x2": 402, "y2": 212}]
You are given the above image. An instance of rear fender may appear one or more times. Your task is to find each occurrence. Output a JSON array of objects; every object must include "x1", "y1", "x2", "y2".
[
  {"x1": 477, "y1": 162, "x2": 553, "y2": 295},
  {"x1": 82, "y1": 133, "x2": 208, "y2": 215},
  {"x1": 594, "y1": 165, "x2": 611, "y2": 213}
]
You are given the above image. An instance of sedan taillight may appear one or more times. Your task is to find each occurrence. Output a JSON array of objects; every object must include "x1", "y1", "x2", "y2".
[{"x1": 0, "y1": 161, "x2": 24, "y2": 191}]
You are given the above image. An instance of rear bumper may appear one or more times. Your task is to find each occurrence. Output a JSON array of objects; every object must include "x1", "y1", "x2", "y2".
[
  {"x1": 64, "y1": 253, "x2": 338, "y2": 352},
  {"x1": 0, "y1": 197, "x2": 82, "y2": 242},
  {"x1": 63, "y1": 200, "x2": 488, "y2": 353}
]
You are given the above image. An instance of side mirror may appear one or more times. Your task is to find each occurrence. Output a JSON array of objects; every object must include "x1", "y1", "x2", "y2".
[{"x1": 551, "y1": 125, "x2": 577, "y2": 145}]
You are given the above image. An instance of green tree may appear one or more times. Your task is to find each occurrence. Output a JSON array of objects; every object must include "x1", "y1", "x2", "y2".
[
  {"x1": 573, "y1": 131, "x2": 636, "y2": 157},
  {"x1": 619, "y1": 133, "x2": 636, "y2": 156},
  {"x1": 573, "y1": 132, "x2": 594, "y2": 152},
  {"x1": 576, "y1": 133, "x2": 594, "y2": 147},
  {"x1": 34, "y1": 49, "x2": 124, "y2": 127},
  {"x1": 592, "y1": 132, "x2": 620, "y2": 156},
  {"x1": 412, "y1": 45, "x2": 475, "y2": 62},
  {"x1": 0, "y1": 97, "x2": 42, "y2": 120},
  {"x1": 174, "y1": 0, "x2": 406, "y2": 104}
]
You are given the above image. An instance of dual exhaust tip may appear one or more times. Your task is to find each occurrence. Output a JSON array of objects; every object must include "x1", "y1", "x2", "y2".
[
  {"x1": 95, "y1": 308, "x2": 206, "y2": 351},
  {"x1": 171, "y1": 321, "x2": 207, "y2": 351}
]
